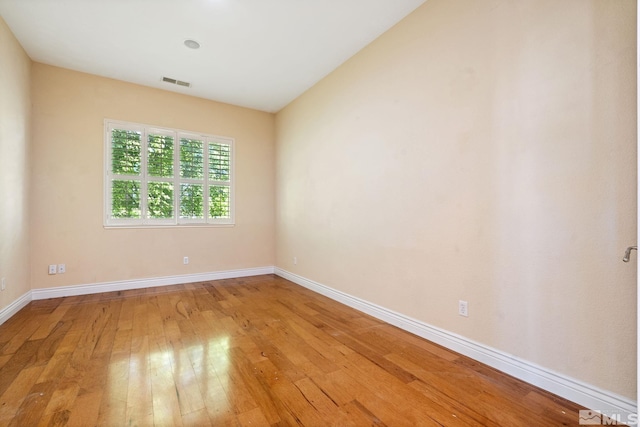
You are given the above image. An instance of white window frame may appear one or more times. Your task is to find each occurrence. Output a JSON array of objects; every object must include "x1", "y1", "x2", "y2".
[{"x1": 104, "y1": 119, "x2": 235, "y2": 227}]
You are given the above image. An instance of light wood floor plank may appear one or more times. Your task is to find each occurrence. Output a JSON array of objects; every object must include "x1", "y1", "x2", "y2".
[{"x1": 0, "y1": 365, "x2": 46, "y2": 425}]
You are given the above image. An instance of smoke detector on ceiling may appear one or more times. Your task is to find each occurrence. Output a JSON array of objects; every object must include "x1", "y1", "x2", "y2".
[{"x1": 184, "y1": 39, "x2": 201, "y2": 49}]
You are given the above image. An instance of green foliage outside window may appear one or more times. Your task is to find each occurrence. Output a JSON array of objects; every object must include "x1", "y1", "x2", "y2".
[
  {"x1": 180, "y1": 184, "x2": 203, "y2": 218},
  {"x1": 112, "y1": 130, "x2": 141, "y2": 175},
  {"x1": 210, "y1": 186, "x2": 230, "y2": 218},
  {"x1": 148, "y1": 135, "x2": 174, "y2": 177},
  {"x1": 112, "y1": 180, "x2": 141, "y2": 218},
  {"x1": 210, "y1": 143, "x2": 230, "y2": 181},
  {"x1": 180, "y1": 138, "x2": 204, "y2": 179},
  {"x1": 148, "y1": 182, "x2": 173, "y2": 218}
]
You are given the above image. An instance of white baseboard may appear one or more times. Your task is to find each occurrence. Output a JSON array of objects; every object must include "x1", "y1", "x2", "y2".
[
  {"x1": 0, "y1": 291, "x2": 32, "y2": 326},
  {"x1": 1, "y1": 266, "x2": 274, "y2": 326},
  {"x1": 31, "y1": 266, "x2": 275, "y2": 300},
  {"x1": 275, "y1": 268, "x2": 637, "y2": 420}
]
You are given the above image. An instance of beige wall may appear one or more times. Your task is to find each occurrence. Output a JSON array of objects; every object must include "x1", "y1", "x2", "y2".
[
  {"x1": 30, "y1": 64, "x2": 275, "y2": 288},
  {"x1": 0, "y1": 17, "x2": 31, "y2": 311},
  {"x1": 275, "y1": 0, "x2": 637, "y2": 399}
]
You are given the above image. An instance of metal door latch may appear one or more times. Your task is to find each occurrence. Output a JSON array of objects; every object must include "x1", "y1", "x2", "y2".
[{"x1": 623, "y1": 246, "x2": 637, "y2": 262}]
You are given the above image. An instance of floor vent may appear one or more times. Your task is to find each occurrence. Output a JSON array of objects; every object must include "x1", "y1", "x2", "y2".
[{"x1": 162, "y1": 76, "x2": 191, "y2": 88}]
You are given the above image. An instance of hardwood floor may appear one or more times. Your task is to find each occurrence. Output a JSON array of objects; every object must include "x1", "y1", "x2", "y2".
[{"x1": 0, "y1": 274, "x2": 585, "y2": 426}]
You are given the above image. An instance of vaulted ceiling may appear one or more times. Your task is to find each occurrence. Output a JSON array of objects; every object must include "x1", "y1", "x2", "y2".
[{"x1": 0, "y1": 0, "x2": 425, "y2": 112}]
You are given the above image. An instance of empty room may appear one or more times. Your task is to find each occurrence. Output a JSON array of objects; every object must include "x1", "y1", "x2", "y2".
[{"x1": 0, "y1": 0, "x2": 636, "y2": 425}]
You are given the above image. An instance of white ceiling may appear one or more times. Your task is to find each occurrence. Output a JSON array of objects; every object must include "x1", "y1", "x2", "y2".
[{"x1": 0, "y1": 0, "x2": 425, "y2": 112}]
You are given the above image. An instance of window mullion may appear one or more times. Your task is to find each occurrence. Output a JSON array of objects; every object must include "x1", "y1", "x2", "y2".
[
  {"x1": 111, "y1": 173, "x2": 140, "y2": 181},
  {"x1": 174, "y1": 131, "x2": 180, "y2": 224},
  {"x1": 105, "y1": 172, "x2": 113, "y2": 222},
  {"x1": 105, "y1": 125, "x2": 112, "y2": 222},
  {"x1": 141, "y1": 128, "x2": 149, "y2": 224},
  {"x1": 204, "y1": 140, "x2": 210, "y2": 221}
]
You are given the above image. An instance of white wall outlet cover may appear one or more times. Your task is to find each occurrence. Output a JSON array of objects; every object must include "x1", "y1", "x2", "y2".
[
  {"x1": 48, "y1": 265, "x2": 57, "y2": 275},
  {"x1": 458, "y1": 300, "x2": 469, "y2": 317}
]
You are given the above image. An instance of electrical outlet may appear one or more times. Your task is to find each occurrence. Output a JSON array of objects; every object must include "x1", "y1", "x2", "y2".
[
  {"x1": 48, "y1": 265, "x2": 57, "y2": 275},
  {"x1": 183, "y1": 256, "x2": 189, "y2": 265},
  {"x1": 458, "y1": 300, "x2": 469, "y2": 317},
  {"x1": 293, "y1": 256, "x2": 297, "y2": 265},
  {"x1": 1, "y1": 278, "x2": 5, "y2": 291},
  {"x1": 58, "y1": 264, "x2": 66, "y2": 274}
]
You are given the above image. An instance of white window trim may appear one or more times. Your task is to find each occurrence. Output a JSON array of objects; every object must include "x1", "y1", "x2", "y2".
[{"x1": 104, "y1": 119, "x2": 235, "y2": 228}]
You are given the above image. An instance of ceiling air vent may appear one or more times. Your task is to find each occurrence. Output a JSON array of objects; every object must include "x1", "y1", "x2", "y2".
[{"x1": 162, "y1": 76, "x2": 191, "y2": 88}]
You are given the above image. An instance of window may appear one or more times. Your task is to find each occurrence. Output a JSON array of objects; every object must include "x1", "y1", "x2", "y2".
[{"x1": 105, "y1": 120, "x2": 234, "y2": 227}]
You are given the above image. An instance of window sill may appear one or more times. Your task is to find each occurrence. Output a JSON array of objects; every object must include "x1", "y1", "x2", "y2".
[{"x1": 103, "y1": 223, "x2": 236, "y2": 230}]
